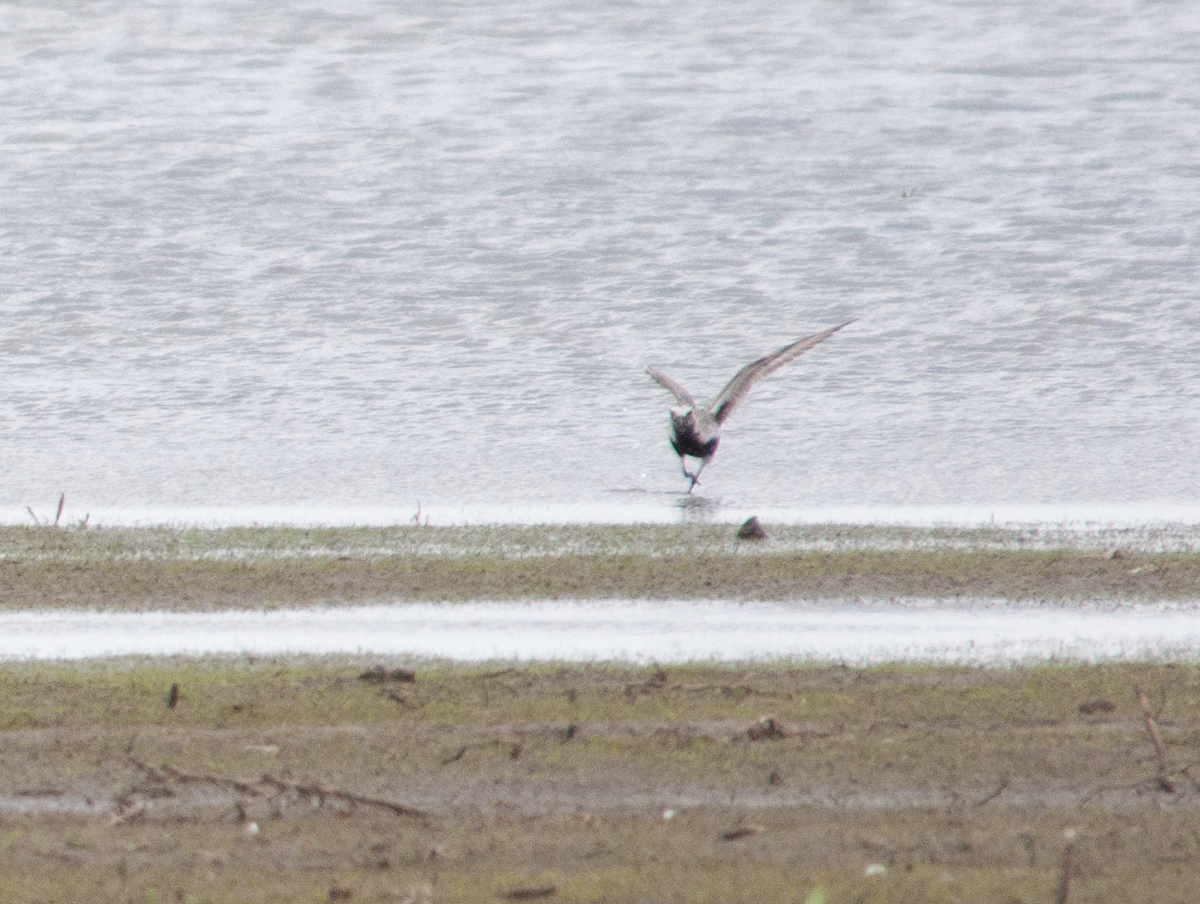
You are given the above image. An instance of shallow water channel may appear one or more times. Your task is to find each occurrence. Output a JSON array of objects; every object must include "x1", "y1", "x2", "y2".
[{"x1": 2, "y1": 601, "x2": 1199, "y2": 664}]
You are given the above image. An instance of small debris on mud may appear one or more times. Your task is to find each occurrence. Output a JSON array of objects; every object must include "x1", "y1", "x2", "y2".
[
  {"x1": 624, "y1": 667, "x2": 669, "y2": 701},
  {"x1": 500, "y1": 885, "x2": 558, "y2": 900},
  {"x1": 1079, "y1": 699, "x2": 1116, "y2": 715},
  {"x1": 721, "y1": 824, "x2": 763, "y2": 842},
  {"x1": 166, "y1": 682, "x2": 180, "y2": 709},
  {"x1": 358, "y1": 666, "x2": 417, "y2": 684},
  {"x1": 747, "y1": 716, "x2": 790, "y2": 741}
]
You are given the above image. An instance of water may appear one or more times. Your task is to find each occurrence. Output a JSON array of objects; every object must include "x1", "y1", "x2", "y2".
[
  {"x1": 3, "y1": 600, "x2": 1200, "y2": 664},
  {"x1": 3, "y1": 1, "x2": 1200, "y2": 525}
]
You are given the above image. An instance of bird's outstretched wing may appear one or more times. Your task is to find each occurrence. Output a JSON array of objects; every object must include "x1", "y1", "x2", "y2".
[
  {"x1": 710, "y1": 321, "x2": 852, "y2": 425},
  {"x1": 646, "y1": 368, "x2": 696, "y2": 407}
]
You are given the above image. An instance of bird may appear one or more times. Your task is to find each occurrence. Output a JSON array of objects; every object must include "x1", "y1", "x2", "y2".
[{"x1": 647, "y1": 322, "x2": 851, "y2": 492}]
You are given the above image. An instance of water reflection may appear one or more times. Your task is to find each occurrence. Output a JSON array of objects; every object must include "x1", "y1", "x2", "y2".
[{"x1": 677, "y1": 494, "x2": 723, "y2": 522}]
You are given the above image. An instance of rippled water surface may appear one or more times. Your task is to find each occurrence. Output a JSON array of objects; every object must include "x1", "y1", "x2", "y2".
[{"x1": 3, "y1": 1, "x2": 1199, "y2": 523}]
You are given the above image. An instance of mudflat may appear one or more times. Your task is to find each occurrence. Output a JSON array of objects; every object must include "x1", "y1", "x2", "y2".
[
  {"x1": 2, "y1": 658, "x2": 1200, "y2": 902},
  {"x1": 3, "y1": 523, "x2": 1200, "y2": 902},
  {"x1": 2, "y1": 523, "x2": 1200, "y2": 609}
]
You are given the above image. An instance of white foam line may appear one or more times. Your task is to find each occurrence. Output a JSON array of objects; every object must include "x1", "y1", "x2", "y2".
[{"x1": 2, "y1": 601, "x2": 1199, "y2": 664}]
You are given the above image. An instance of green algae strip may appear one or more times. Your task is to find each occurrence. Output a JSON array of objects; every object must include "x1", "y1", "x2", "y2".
[{"x1": 2, "y1": 522, "x2": 1200, "y2": 609}]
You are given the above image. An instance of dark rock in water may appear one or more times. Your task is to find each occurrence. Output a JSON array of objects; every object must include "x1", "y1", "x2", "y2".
[{"x1": 736, "y1": 516, "x2": 769, "y2": 541}]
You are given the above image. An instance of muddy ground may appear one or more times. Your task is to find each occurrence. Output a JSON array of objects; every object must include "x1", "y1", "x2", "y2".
[
  {"x1": 2, "y1": 659, "x2": 1200, "y2": 902},
  {"x1": 3, "y1": 523, "x2": 1200, "y2": 609},
  {"x1": 3, "y1": 524, "x2": 1200, "y2": 901}
]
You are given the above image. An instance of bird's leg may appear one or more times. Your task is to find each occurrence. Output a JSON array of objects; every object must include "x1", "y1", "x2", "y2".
[
  {"x1": 680, "y1": 459, "x2": 701, "y2": 492},
  {"x1": 688, "y1": 458, "x2": 710, "y2": 492}
]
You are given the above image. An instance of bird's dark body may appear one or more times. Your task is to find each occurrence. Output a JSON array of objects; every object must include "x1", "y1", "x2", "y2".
[{"x1": 670, "y1": 414, "x2": 719, "y2": 460}]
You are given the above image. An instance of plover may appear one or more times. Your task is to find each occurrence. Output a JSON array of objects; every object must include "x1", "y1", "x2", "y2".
[{"x1": 647, "y1": 322, "x2": 851, "y2": 491}]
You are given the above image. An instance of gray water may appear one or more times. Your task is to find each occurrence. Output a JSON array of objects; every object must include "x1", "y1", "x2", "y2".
[
  {"x1": 4, "y1": 0, "x2": 1200, "y2": 525},
  {"x1": 4, "y1": 600, "x2": 1200, "y2": 664}
]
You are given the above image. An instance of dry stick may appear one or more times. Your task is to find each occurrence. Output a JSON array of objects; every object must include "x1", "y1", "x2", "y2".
[
  {"x1": 1081, "y1": 749, "x2": 1200, "y2": 803},
  {"x1": 138, "y1": 761, "x2": 262, "y2": 797},
  {"x1": 25, "y1": 506, "x2": 40, "y2": 526},
  {"x1": 132, "y1": 761, "x2": 427, "y2": 819},
  {"x1": 1056, "y1": 831, "x2": 1077, "y2": 904},
  {"x1": 255, "y1": 774, "x2": 428, "y2": 818},
  {"x1": 1135, "y1": 685, "x2": 1176, "y2": 792},
  {"x1": 500, "y1": 887, "x2": 558, "y2": 901},
  {"x1": 54, "y1": 493, "x2": 65, "y2": 526},
  {"x1": 440, "y1": 739, "x2": 523, "y2": 765},
  {"x1": 974, "y1": 778, "x2": 1010, "y2": 807}
]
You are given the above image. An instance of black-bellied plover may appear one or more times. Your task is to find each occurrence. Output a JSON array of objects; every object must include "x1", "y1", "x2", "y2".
[{"x1": 647, "y1": 322, "x2": 851, "y2": 491}]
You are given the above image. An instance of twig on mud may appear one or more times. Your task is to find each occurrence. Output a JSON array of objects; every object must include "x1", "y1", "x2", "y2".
[
  {"x1": 254, "y1": 774, "x2": 427, "y2": 818},
  {"x1": 1135, "y1": 685, "x2": 1176, "y2": 792},
  {"x1": 136, "y1": 761, "x2": 265, "y2": 797},
  {"x1": 440, "y1": 739, "x2": 523, "y2": 766},
  {"x1": 476, "y1": 668, "x2": 517, "y2": 680},
  {"x1": 1081, "y1": 757, "x2": 1200, "y2": 803},
  {"x1": 675, "y1": 683, "x2": 790, "y2": 701},
  {"x1": 1056, "y1": 829, "x2": 1077, "y2": 904},
  {"x1": 1176, "y1": 755, "x2": 1200, "y2": 786},
  {"x1": 130, "y1": 760, "x2": 427, "y2": 819},
  {"x1": 500, "y1": 885, "x2": 558, "y2": 901},
  {"x1": 720, "y1": 823, "x2": 763, "y2": 842},
  {"x1": 974, "y1": 778, "x2": 1010, "y2": 806}
]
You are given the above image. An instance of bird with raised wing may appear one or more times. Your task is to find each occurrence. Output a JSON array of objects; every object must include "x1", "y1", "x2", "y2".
[{"x1": 647, "y1": 322, "x2": 851, "y2": 492}]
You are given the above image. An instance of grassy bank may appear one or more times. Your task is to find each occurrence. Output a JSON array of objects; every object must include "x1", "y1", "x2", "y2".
[
  {"x1": 2, "y1": 523, "x2": 1200, "y2": 609},
  {"x1": 2, "y1": 658, "x2": 1200, "y2": 902}
]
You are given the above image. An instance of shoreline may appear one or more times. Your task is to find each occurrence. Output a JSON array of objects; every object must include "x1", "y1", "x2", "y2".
[{"x1": 11, "y1": 501, "x2": 1200, "y2": 529}]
